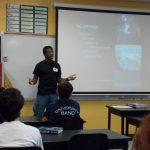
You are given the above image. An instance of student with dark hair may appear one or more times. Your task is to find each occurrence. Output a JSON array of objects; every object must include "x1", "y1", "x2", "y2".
[
  {"x1": 0, "y1": 88, "x2": 43, "y2": 149},
  {"x1": 42, "y1": 81, "x2": 80, "y2": 123},
  {"x1": 132, "y1": 114, "x2": 150, "y2": 150},
  {"x1": 29, "y1": 46, "x2": 76, "y2": 119}
]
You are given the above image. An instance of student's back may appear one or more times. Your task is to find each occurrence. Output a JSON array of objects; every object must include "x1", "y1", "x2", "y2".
[
  {"x1": 43, "y1": 98, "x2": 80, "y2": 122},
  {"x1": 42, "y1": 81, "x2": 80, "y2": 123},
  {"x1": 0, "y1": 121, "x2": 42, "y2": 148},
  {"x1": 0, "y1": 88, "x2": 43, "y2": 149}
]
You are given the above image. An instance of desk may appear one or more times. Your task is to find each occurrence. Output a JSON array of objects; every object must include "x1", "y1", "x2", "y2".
[
  {"x1": 20, "y1": 116, "x2": 48, "y2": 127},
  {"x1": 106, "y1": 105, "x2": 150, "y2": 135},
  {"x1": 126, "y1": 116, "x2": 143, "y2": 135},
  {"x1": 42, "y1": 129, "x2": 132, "y2": 150}
]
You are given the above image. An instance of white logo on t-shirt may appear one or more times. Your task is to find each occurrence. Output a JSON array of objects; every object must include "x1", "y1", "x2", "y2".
[{"x1": 53, "y1": 67, "x2": 58, "y2": 72}]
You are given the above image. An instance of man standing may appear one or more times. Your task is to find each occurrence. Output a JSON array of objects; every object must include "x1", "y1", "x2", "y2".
[{"x1": 29, "y1": 46, "x2": 76, "y2": 119}]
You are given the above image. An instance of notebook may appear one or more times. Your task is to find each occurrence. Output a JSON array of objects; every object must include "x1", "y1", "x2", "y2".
[
  {"x1": 127, "y1": 103, "x2": 148, "y2": 108},
  {"x1": 39, "y1": 126, "x2": 63, "y2": 134}
]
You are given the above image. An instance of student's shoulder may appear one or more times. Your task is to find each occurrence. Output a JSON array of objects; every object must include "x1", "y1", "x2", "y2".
[
  {"x1": 19, "y1": 121, "x2": 40, "y2": 134},
  {"x1": 47, "y1": 101, "x2": 58, "y2": 109},
  {"x1": 25, "y1": 123, "x2": 41, "y2": 133}
]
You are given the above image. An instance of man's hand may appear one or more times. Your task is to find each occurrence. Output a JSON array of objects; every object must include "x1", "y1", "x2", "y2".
[
  {"x1": 28, "y1": 78, "x2": 34, "y2": 85},
  {"x1": 28, "y1": 75, "x2": 38, "y2": 85},
  {"x1": 42, "y1": 117, "x2": 48, "y2": 122},
  {"x1": 67, "y1": 74, "x2": 76, "y2": 81}
]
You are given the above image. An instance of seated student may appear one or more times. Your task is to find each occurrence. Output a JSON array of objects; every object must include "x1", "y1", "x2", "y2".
[
  {"x1": 0, "y1": 88, "x2": 43, "y2": 149},
  {"x1": 132, "y1": 114, "x2": 150, "y2": 150},
  {"x1": 42, "y1": 81, "x2": 80, "y2": 123}
]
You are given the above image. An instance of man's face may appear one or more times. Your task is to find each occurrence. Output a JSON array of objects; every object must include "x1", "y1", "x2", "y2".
[{"x1": 44, "y1": 48, "x2": 54, "y2": 60}]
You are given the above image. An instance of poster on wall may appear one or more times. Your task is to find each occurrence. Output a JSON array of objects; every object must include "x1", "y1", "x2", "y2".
[
  {"x1": 7, "y1": 4, "x2": 20, "y2": 32},
  {"x1": 7, "y1": 4, "x2": 48, "y2": 34}
]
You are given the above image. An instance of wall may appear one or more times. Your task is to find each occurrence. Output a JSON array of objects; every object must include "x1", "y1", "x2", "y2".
[
  {"x1": 0, "y1": 0, "x2": 55, "y2": 35},
  {"x1": 1, "y1": 0, "x2": 150, "y2": 132},
  {"x1": 1, "y1": 0, "x2": 150, "y2": 35}
]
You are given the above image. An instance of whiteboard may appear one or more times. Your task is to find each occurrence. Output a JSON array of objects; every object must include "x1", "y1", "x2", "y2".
[{"x1": 1, "y1": 34, "x2": 55, "y2": 99}]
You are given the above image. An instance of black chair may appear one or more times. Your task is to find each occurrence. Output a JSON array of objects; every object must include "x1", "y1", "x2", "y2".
[
  {"x1": 0, "y1": 147, "x2": 42, "y2": 150},
  {"x1": 68, "y1": 133, "x2": 108, "y2": 150},
  {"x1": 50, "y1": 117, "x2": 86, "y2": 130}
]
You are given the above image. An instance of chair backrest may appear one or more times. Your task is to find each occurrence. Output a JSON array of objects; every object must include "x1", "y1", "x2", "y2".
[
  {"x1": 68, "y1": 133, "x2": 108, "y2": 150},
  {"x1": 0, "y1": 147, "x2": 42, "y2": 150},
  {"x1": 51, "y1": 117, "x2": 86, "y2": 130}
]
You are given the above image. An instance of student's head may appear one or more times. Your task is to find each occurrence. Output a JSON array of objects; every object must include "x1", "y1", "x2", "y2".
[
  {"x1": 57, "y1": 81, "x2": 73, "y2": 100},
  {"x1": 43, "y1": 46, "x2": 54, "y2": 60},
  {"x1": 0, "y1": 88, "x2": 24, "y2": 122},
  {"x1": 134, "y1": 114, "x2": 150, "y2": 150}
]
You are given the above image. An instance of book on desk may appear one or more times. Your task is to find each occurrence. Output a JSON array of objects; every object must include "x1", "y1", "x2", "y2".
[
  {"x1": 39, "y1": 126, "x2": 63, "y2": 134},
  {"x1": 127, "y1": 103, "x2": 148, "y2": 108}
]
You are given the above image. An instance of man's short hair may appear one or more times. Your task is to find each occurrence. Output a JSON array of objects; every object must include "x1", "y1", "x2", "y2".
[
  {"x1": 43, "y1": 46, "x2": 53, "y2": 55},
  {"x1": 57, "y1": 81, "x2": 73, "y2": 99},
  {"x1": 0, "y1": 88, "x2": 24, "y2": 122}
]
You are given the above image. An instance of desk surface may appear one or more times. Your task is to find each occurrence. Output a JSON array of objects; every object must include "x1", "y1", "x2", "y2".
[
  {"x1": 20, "y1": 116, "x2": 48, "y2": 127},
  {"x1": 42, "y1": 129, "x2": 132, "y2": 150},
  {"x1": 42, "y1": 129, "x2": 131, "y2": 143},
  {"x1": 106, "y1": 105, "x2": 150, "y2": 113},
  {"x1": 20, "y1": 116, "x2": 40, "y2": 122},
  {"x1": 20, "y1": 117, "x2": 131, "y2": 150},
  {"x1": 106, "y1": 105, "x2": 150, "y2": 135},
  {"x1": 20, "y1": 117, "x2": 131, "y2": 142}
]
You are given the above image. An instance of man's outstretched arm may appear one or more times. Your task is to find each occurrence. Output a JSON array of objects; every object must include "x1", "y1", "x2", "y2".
[{"x1": 57, "y1": 74, "x2": 76, "y2": 83}]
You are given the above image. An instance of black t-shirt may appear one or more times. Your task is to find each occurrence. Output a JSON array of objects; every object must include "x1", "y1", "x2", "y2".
[
  {"x1": 33, "y1": 60, "x2": 61, "y2": 95},
  {"x1": 43, "y1": 99, "x2": 80, "y2": 122}
]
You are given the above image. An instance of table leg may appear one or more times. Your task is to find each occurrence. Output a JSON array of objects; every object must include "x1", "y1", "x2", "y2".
[
  {"x1": 108, "y1": 109, "x2": 111, "y2": 130},
  {"x1": 126, "y1": 118, "x2": 129, "y2": 135},
  {"x1": 121, "y1": 116, "x2": 124, "y2": 134}
]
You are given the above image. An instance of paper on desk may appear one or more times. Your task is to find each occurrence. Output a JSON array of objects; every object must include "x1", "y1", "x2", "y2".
[{"x1": 112, "y1": 105, "x2": 132, "y2": 109}]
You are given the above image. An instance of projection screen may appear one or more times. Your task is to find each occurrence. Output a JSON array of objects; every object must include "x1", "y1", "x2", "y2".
[{"x1": 56, "y1": 7, "x2": 150, "y2": 94}]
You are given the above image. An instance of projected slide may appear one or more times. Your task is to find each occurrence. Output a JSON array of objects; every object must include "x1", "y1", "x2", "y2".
[
  {"x1": 115, "y1": 44, "x2": 141, "y2": 71},
  {"x1": 116, "y1": 15, "x2": 141, "y2": 43},
  {"x1": 57, "y1": 8, "x2": 150, "y2": 93}
]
